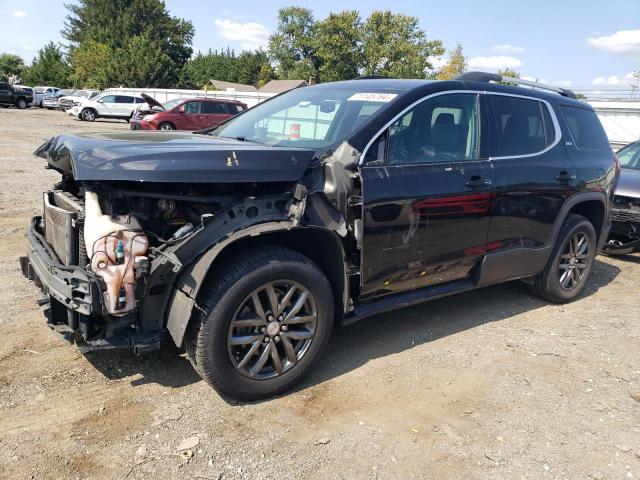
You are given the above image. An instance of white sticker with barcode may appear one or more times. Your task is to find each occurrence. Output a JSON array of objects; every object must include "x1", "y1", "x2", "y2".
[{"x1": 347, "y1": 93, "x2": 397, "y2": 102}]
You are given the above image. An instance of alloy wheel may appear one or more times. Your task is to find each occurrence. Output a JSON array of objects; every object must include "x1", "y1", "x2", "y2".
[
  {"x1": 227, "y1": 281, "x2": 318, "y2": 380},
  {"x1": 558, "y1": 232, "x2": 590, "y2": 290}
]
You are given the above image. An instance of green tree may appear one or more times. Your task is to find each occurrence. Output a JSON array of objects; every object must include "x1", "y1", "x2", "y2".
[
  {"x1": 236, "y1": 50, "x2": 271, "y2": 86},
  {"x1": 268, "y1": 7, "x2": 318, "y2": 80},
  {"x1": 314, "y1": 11, "x2": 363, "y2": 82},
  {"x1": 63, "y1": 0, "x2": 194, "y2": 87},
  {"x1": 497, "y1": 68, "x2": 520, "y2": 85},
  {"x1": 257, "y1": 62, "x2": 276, "y2": 87},
  {"x1": 0, "y1": 53, "x2": 25, "y2": 82},
  {"x1": 68, "y1": 40, "x2": 115, "y2": 88},
  {"x1": 21, "y1": 42, "x2": 71, "y2": 87},
  {"x1": 361, "y1": 11, "x2": 444, "y2": 78},
  {"x1": 435, "y1": 43, "x2": 466, "y2": 80}
]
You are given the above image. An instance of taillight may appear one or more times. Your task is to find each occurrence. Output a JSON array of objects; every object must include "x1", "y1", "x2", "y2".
[{"x1": 614, "y1": 154, "x2": 621, "y2": 172}]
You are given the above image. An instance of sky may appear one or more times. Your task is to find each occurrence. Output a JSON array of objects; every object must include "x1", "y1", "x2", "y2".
[{"x1": 0, "y1": 0, "x2": 639, "y2": 90}]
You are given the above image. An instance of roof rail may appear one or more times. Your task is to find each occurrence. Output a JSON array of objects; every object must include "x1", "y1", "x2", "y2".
[
  {"x1": 456, "y1": 71, "x2": 576, "y2": 99},
  {"x1": 356, "y1": 75, "x2": 389, "y2": 80}
]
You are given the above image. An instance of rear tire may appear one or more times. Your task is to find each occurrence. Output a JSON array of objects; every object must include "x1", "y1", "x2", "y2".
[
  {"x1": 532, "y1": 214, "x2": 597, "y2": 303},
  {"x1": 185, "y1": 246, "x2": 334, "y2": 401},
  {"x1": 158, "y1": 122, "x2": 175, "y2": 131}
]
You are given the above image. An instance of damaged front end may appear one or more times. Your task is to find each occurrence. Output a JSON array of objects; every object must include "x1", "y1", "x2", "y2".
[
  {"x1": 603, "y1": 194, "x2": 640, "y2": 255},
  {"x1": 21, "y1": 131, "x2": 352, "y2": 353}
]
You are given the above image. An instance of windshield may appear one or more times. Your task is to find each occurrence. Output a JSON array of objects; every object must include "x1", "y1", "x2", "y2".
[
  {"x1": 163, "y1": 98, "x2": 183, "y2": 109},
  {"x1": 211, "y1": 86, "x2": 399, "y2": 149},
  {"x1": 618, "y1": 142, "x2": 640, "y2": 170}
]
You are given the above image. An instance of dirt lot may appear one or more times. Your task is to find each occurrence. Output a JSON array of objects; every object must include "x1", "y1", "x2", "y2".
[{"x1": 0, "y1": 107, "x2": 639, "y2": 480}]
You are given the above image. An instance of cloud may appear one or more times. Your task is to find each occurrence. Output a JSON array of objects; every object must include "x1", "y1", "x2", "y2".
[
  {"x1": 12, "y1": 10, "x2": 27, "y2": 17},
  {"x1": 521, "y1": 76, "x2": 573, "y2": 87},
  {"x1": 587, "y1": 29, "x2": 640, "y2": 60},
  {"x1": 468, "y1": 56, "x2": 522, "y2": 70},
  {"x1": 428, "y1": 55, "x2": 448, "y2": 70},
  {"x1": 592, "y1": 72, "x2": 637, "y2": 86},
  {"x1": 214, "y1": 18, "x2": 270, "y2": 50},
  {"x1": 492, "y1": 44, "x2": 525, "y2": 54}
]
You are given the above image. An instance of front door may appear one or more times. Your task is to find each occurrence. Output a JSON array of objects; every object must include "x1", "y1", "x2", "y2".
[
  {"x1": 97, "y1": 95, "x2": 117, "y2": 116},
  {"x1": 360, "y1": 92, "x2": 494, "y2": 299},
  {"x1": 181, "y1": 101, "x2": 204, "y2": 130}
]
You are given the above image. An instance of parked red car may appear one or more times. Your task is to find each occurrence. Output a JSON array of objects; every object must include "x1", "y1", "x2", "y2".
[{"x1": 130, "y1": 95, "x2": 247, "y2": 131}]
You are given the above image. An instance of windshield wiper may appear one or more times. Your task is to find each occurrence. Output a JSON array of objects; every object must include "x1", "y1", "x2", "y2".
[{"x1": 217, "y1": 135, "x2": 265, "y2": 145}]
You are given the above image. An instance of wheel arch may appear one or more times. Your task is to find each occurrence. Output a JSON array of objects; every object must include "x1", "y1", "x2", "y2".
[{"x1": 165, "y1": 224, "x2": 349, "y2": 347}]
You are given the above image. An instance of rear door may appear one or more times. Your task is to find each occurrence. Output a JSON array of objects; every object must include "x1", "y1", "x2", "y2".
[
  {"x1": 485, "y1": 93, "x2": 576, "y2": 251},
  {"x1": 0, "y1": 83, "x2": 12, "y2": 104},
  {"x1": 360, "y1": 92, "x2": 494, "y2": 298},
  {"x1": 201, "y1": 101, "x2": 229, "y2": 129},
  {"x1": 114, "y1": 95, "x2": 135, "y2": 117}
]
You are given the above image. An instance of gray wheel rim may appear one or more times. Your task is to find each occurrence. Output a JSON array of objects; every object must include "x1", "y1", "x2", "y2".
[
  {"x1": 18, "y1": 100, "x2": 26, "y2": 109},
  {"x1": 558, "y1": 232, "x2": 590, "y2": 290},
  {"x1": 83, "y1": 110, "x2": 95, "y2": 121},
  {"x1": 159, "y1": 123, "x2": 173, "y2": 130},
  {"x1": 227, "y1": 281, "x2": 318, "y2": 380}
]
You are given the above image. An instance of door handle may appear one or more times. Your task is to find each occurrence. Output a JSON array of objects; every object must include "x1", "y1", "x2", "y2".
[
  {"x1": 556, "y1": 171, "x2": 576, "y2": 182},
  {"x1": 465, "y1": 176, "x2": 492, "y2": 188}
]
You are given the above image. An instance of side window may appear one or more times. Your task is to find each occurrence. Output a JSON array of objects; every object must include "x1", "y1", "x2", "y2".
[
  {"x1": 183, "y1": 101, "x2": 202, "y2": 114},
  {"x1": 203, "y1": 102, "x2": 226, "y2": 114},
  {"x1": 491, "y1": 95, "x2": 556, "y2": 157},
  {"x1": 560, "y1": 105, "x2": 610, "y2": 150},
  {"x1": 134, "y1": 97, "x2": 144, "y2": 103},
  {"x1": 115, "y1": 95, "x2": 133, "y2": 104},
  {"x1": 387, "y1": 93, "x2": 480, "y2": 165},
  {"x1": 617, "y1": 142, "x2": 640, "y2": 169},
  {"x1": 224, "y1": 103, "x2": 243, "y2": 114},
  {"x1": 363, "y1": 134, "x2": 387, "y2": 165},
  {"x1": 100, "y1": 95, "x2": 116, "y2": 103}
]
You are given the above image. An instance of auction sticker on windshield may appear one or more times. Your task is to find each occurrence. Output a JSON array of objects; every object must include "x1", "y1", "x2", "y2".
[{"x1": 347, "y1": 93, "x2": 397, "y2": 102}]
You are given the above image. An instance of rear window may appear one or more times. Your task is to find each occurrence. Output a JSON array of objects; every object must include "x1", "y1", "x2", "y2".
[
  {"x1": 561, "y1": 106, "x2": 610, "y2": 150},
  {"x1": 224, "y1": 104, "x2": 244, "y2": 114},
  {"x1": 491, "y1": 95, "x2": 556, "y2": 157}
]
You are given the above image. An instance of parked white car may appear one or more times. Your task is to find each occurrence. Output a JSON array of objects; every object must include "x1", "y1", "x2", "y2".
[
  {"x1": 44, "y1": 89, "x2": 100, "y2": 110},
  {"x1": 33, "y1": 86, "x2": 59, "y2": 107},
  {"x1": 68, "y1": 93, "x2": 145, "y2": 122},
  {"x1": 42, "y1": 89, "x2": 74, "y2": 109}
]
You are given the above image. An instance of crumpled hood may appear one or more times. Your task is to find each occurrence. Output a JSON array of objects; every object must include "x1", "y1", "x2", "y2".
[
  {"x1": 616, "y1": 168, "x2": 640, "y2": 199},
  {"x1": 34, "y1": 132, "x2": 315, "y2": 183}
]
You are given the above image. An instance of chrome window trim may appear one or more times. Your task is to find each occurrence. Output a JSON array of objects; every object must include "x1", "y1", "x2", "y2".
[{"x1": 358, "y1": 89, "x2": 562, "y2": 166}]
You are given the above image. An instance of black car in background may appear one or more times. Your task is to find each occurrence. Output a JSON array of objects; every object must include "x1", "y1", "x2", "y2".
[
  {"x1": 604, "y1": 140, "x2": 640, "y2": 254},
  {"x1": 21, "y1": 72, "x2": 618, "y2": 400},
  {"x1": 0, "y1": 82, "x2": 33, "y2": 109}
]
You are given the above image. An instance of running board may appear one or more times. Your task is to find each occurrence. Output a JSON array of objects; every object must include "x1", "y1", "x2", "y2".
[{"x1": 342, "y1": 278, "x2": 475, "y2": 326}]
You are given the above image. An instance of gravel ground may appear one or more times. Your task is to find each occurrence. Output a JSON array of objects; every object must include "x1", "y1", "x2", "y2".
[{"x1": 0, "y1": 108, "x2": 639, "y2": 480}]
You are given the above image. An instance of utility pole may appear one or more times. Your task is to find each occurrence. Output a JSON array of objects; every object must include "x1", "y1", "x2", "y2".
[{"x1": 631, "y1": 70, "x2": 640, "y2": 100}]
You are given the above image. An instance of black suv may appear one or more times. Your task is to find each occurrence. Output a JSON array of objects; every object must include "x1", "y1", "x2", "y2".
[
  {"x1": 21, "y1": 72, "x2": 618, "y2": 400},
  {"x1": 0, "y1": 82, "x2": 33, "y2": 109}
]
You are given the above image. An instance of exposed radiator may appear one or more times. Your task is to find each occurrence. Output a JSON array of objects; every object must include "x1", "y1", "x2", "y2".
[{"x1": 43, "y1": 191, "x2": 86, "y2": 266}]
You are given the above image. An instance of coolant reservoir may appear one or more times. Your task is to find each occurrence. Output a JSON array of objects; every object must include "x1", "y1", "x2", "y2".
[{"x1": 84, "y1": 191, "x2": 149, "y2": 315}]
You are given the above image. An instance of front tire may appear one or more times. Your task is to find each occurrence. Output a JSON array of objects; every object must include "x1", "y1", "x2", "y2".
[
  {"x1": 185, "y1": 246, "x2": 334, "y2": 401},
  {"x1": 532, "y1": 214, "x2": 597, "y2": 303},
  {"x1": 16, "y1": 98, "x2": 28, "y2": 109},
  {"x1": 158, "y1": 122, "x2": 175, "y2": 131},
  {"x1": 81, "y1": 108, "x2": 97, "y2": 121}
]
